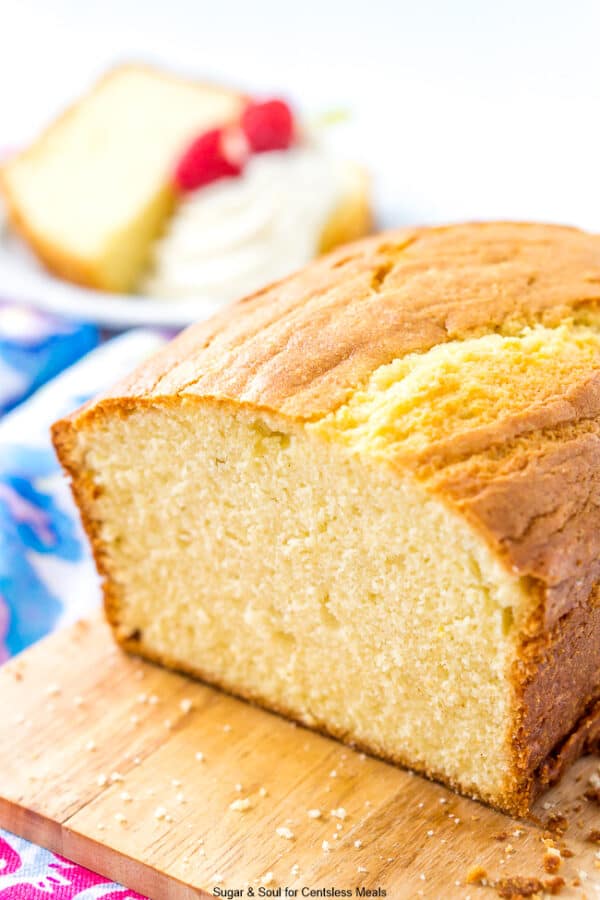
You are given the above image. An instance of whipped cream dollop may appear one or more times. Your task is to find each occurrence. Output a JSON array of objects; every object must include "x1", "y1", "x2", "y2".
[{"x1": 143, "y1": 145, "x2": 345, "y2": 303}]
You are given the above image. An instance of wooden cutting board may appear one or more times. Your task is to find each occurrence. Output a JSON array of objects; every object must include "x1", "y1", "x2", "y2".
[{"x1": 0, "y1": 614, "x2": 598, "y2": 900}]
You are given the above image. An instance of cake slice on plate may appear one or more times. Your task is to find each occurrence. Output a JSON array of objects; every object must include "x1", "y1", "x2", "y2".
[
  {"x1": 0, "y1": 65, "x2": 245, "y2": 292},
  {"x1": 1, "y1": 65, "x2": 371, "y2": 299},
  {"x1": 52, "y1": 221, "x2": 600, "y2": 816}
]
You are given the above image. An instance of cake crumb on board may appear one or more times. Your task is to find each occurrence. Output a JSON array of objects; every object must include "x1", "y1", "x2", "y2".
[
  {"x1": 542, "y1": 847, "x2": 562, "y2": 873},
  {"x1": 230, "y1": 797, "x2": 252, "y2": 812},
  {"x1": 465, "y1": 872, "x2": 566, "y2": 897}
]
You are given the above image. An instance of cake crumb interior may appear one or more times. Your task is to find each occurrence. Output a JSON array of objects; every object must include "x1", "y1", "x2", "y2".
[{"x1": 80, "y1": 403, "x2": 530, "y2": 802}]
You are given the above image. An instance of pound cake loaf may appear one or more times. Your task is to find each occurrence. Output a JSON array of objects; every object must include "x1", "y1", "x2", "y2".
[{"x1": 52, "y1": 222, "x2": 600, "y2": 816}]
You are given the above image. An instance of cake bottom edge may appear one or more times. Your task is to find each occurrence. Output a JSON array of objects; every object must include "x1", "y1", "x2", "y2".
[{"x1": 109, "y1": 617, "x2": 599, "y2": 820}]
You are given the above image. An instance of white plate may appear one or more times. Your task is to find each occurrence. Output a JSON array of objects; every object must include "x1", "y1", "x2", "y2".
[{"x1": 0, "y1": 204, "x2": 228, "y2": 330}]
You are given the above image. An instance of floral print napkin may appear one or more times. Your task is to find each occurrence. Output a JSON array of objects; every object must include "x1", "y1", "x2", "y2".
[
  {"x1": 0, "y1": 302, "x2": 98, "y2": 415},
  {"x1": 0, "y1": 326, "x2": 165, "y2": 658},
  {"x1": 0, "y1": 831, "x2": 146, "y2": 899},
  {"x1": 0, "y1": 310, "x2": 165, "y2": 898}
]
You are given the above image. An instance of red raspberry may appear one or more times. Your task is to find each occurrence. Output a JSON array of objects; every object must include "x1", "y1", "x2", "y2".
[
  {"x1": 174, "y1": 127, "x2": 244, "y2": 192},
  {"x1": 241, "y1": 99, "x2": 295, "y2": 153}
]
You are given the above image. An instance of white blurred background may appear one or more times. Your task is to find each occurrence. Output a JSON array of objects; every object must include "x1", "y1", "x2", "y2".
[{"x1": 2, "y1": 0, "x2": 600, "y2": 230}]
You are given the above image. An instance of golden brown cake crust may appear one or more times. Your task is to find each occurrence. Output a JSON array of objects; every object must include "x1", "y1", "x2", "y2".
[{"x1": 92, "y1": 221, "x2": 600, "y2": 410}]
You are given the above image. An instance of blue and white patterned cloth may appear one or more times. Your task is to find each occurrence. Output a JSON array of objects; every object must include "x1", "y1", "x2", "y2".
[
  {"x1": 0, "y1": 323, "x2": 165, "y2": 659},
  {"x1": 0, "y1": 306, "x2": 165, "y2": 898},
  {"x1": 0, "y1": 302, "x2": 98, "y2": 415}
]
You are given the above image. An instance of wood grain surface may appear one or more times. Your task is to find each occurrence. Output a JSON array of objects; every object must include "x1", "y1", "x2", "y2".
[{"x1": 0, "y1": 614, "x2": 598, "y2": 899}]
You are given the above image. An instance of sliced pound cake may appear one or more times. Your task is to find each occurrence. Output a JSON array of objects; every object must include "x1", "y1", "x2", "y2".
[
  {"x1": 0, "y1": 65, "x2": 245, "y2": 292},
  {"x1": 52, "y1": 222, "x2": 600, "y2": 815},
  {"x1": 1, "y1": 65, "x2": 371, "y2": 297}
]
